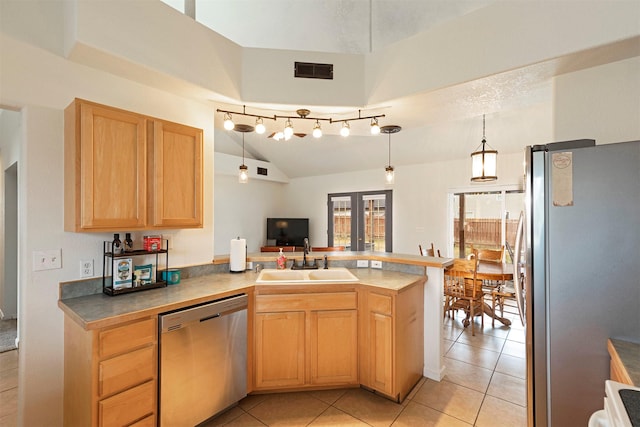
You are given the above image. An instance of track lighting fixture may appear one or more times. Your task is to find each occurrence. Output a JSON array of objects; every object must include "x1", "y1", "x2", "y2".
[
  {"x1": 312, "y1": 120, "x2": 322, "y2": 138},
  {"x1": 471, "y1": 114, "x2": 498, "y2": 182},
  {"x1": 283, "y1": 119, "x2": 294, "y2": 140},
  {"x1": 217, "y1": 106, "x2": 384, "y2": 139},
  {"x1": 223, "y1": 113, "x2": 234, "y2": 130},
  {"x1": 340, "y1": 121, "x2": 350, "y2": 137},
  {"x1": 255, "y1": 117, "x2": 265, "y2": 134},
  {"x1": 370, "y1": 117, "x2": 380, "y2": 135},
  {"x1": 381, "y1": 125, "x2": 401, "y2": 185}
]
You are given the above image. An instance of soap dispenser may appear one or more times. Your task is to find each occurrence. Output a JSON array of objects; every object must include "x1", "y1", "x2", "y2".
[{"x1": 277, "y1": 248, "x2": 287, "y2": 270}]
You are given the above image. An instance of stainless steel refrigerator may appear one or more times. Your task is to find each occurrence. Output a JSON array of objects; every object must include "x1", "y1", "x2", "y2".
[{"x1": 513, "y1": 139, "x2": 640, "y2": 426}]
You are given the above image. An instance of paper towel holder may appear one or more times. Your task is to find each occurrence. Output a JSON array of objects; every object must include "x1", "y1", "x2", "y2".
[{"x1": 230, "y1": 236, "x2": 247, "y2": 273}]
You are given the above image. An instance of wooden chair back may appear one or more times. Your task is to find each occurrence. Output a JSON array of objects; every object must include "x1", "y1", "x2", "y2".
[
  {"x1": 445, "y1": 256, "x2": 483, "y2": 299},
  {"x1": 419, "y1": 243, "x2": 441, "y2": 257},
  {"x1": 471, "y1": 245, "x2": 504, "y2": 263}
]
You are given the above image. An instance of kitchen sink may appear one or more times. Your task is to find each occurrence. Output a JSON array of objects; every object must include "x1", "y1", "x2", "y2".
[{"x1": 256, "y1": 267, "x2": 359, "y2": 283}]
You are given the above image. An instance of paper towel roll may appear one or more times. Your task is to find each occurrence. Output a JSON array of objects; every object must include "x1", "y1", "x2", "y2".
[{"x1": 230, "y1": 238, "x2": 246, "y2": 273}]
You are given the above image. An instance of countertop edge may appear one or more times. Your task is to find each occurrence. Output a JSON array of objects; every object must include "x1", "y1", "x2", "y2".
[
  {"x1": 60, "y1": 270, "x2": 427, "y2": 331},
  {"x1": 608, "y1": 338, "x2": 640, "y2": 386}
]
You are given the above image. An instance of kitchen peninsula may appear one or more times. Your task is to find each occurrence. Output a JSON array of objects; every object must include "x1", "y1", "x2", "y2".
[{"x1": 58, "y1": 251, "x2": 450, "y2": 426}]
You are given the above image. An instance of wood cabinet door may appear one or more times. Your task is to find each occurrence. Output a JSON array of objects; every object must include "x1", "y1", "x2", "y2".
[
  {"x1": 368, "y1": 311, "x2": 394, "y2": 396},
  {"x1": 254, "y1": 311, "x2": 305, "y2": 389},
  {"x1": 77, "y1": 102, "x2": 147, "y2": 230},
  {"x1": 310, "y1": 310, "x2": 358, "y2": 385},
  {"x1": 149, "y1": 120, "x2": 203, "y2": 228}
]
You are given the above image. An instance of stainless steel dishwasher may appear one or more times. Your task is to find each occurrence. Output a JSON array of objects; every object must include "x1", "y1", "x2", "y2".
[{"x1": 159, "y1": 293, "x2": 248, "y2": 427}]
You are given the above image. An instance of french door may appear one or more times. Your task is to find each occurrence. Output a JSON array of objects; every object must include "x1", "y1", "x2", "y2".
[{"x1": 328, "y1": 190, "x2": 392, "y2": 252}]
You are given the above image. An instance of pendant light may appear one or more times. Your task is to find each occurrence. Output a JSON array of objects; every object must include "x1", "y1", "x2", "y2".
[
  {"x1": 471, "y1": 114, "x2": 498, "y2": 182},
  {"x1": 235, "y1": 124, "x2": 254, "y2": 183},
  {"x1": 381, "y1": 125, "x2": 401, "y2": 185}
]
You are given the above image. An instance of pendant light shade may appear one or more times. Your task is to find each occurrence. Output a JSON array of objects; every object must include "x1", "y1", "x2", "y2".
[
  {"x1": 381, "y1": 125, "x2": 401, "y2": 185},
  {"x1": 471, "y1": 115, "x2": 498, "y2": 182},
  {"x1": 235, "y1": 124, "x2": 254, "y2": 184}
]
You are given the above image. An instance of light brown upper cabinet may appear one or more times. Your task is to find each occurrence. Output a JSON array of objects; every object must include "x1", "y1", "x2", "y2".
[
  {"x1": 147, "y1": 120, "x2": 202, "y2": 228},
  {"x1": 64, "y1": 99, "x2": 203, "y2": 232}
]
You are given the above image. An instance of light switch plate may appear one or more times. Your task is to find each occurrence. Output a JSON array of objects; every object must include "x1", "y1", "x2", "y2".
[
  {"x1": 357, "y1": 260, "x2": 369, "y2": 268},
  {"x1": 371, "y1": 260, "x2": 382, "y2": 269},
  {"x1": 33, "y1": 249, "x2": 62, "y2": 271}
]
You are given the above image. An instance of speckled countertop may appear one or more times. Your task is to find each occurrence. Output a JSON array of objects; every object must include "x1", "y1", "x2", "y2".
[
  {"x1": 59, "y1": 268, "x2": 426, "y2": 331},
  {"x1": 609, "y1": 338, "x2": 640, "y2": 386}
]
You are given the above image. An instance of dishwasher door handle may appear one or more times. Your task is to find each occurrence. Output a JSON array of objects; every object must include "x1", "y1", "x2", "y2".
[{"x1": 200, "y1": 313, "x2": 221, "y2": 322}]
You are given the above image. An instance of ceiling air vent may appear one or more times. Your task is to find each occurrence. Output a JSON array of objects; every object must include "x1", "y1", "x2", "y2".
[
  {"x1": 257, "y1": 167, "x2": 268, "y2": 176},
  {"x1": 294, "y1": 62, "x2": 333, "y2": 80}
]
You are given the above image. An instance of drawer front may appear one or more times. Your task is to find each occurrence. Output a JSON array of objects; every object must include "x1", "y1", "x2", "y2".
[
  {"x1": 256, "y1": 292, "x2": 357, "y2": 312},
  {"x1": 99, "y1": 318, "x2": 156, "y2": 358},
  {"x1": 99, "y1": 380, "x2": 155, "y2": 427},
  {"x1": 129, "y1": 413, "x2": 156, "y2": 427},
  {"x1": 368, "y1": 292, "x2": 393, "y2": 316},
  {"x1": 99, "y1": 345, "x2": 156, "y2": 397}
]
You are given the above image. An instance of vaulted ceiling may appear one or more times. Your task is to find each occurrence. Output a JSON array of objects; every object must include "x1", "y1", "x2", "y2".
[{"x1": 160, "y1": 1, "x2": 640, "y2": 178}]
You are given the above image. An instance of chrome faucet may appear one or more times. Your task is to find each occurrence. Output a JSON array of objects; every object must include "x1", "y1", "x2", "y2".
[{"x1": 303, "y1": 238, "x2": 310, "y2": 267}]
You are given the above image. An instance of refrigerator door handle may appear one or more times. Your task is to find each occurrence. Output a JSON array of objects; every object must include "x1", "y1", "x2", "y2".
[{"x1": 514, "y1": 211, "x2": 526, "y2": 326}]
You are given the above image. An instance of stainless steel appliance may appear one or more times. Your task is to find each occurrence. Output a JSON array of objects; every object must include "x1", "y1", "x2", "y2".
[
  {"x1": 514, "y1": 140, "x2": 640, "y2": 426},
  {"x1": 159, "y1": 294, "x2": 248, "y2": 427}
]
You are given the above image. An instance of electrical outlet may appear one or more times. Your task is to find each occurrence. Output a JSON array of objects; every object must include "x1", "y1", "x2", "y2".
[
  {"x1": 33, "y1": 249, "x2": 62, "y2": 271},
  {"x1": 371, "y1": 260, "x2": 382, "y2": 269},
  {"x1": 246, "y1": 261, "x2": 253, "y2": 270},
  {"x1": 80, "y1": 259, "x2": 94, "y2": 278},
  {"x1": 357, "y1": 260, "x2": 369, "y2": 268}
]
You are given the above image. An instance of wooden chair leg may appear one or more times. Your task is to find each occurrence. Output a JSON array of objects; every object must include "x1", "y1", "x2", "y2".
[{"x1": 491, "y1": 294, "x2": 496, "y2": 327}]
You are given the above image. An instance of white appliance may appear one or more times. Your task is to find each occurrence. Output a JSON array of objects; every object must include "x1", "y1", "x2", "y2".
[
  {"x1": 514, "y1": 140, "x2": 640, "y2": 426},
  {"x1": 589, "y1": 381, "x2": 640, "y2": 427}
]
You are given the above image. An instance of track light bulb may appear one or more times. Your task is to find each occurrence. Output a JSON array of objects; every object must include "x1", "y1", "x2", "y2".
[
  {"x1": 284, "y1": 119, "x2": 294, "y2": 139},
  {"x1": 273, "y1": 131, "x2": 284, "y2": 141},
  {"x1": 255, "y1": 118, "x2": 265, "y2": 134},
  {"x1": 312, "y1": 121, "x2": 322, "y2": 138},
  {"x1": 370, "y1": 118, "x2": 380, "y2": 135},
  {"x1": 340, "y1": 121, "x2": 350, "y2": 137},
  {"x1": 223, "y1": 113, "x2": 234, "y2": 130}
]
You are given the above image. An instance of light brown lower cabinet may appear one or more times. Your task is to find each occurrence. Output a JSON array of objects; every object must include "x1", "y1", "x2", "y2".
[
  {"x1": 251, "y1": 279, "x2": 425, "y2": 402},
  {"x1": 252, "y1": 288, "x2": 359, "y2": 391},
  {"x1": 63, "y1": 315, "x2": 157, "y2": 427},
  {"x1": 359, "y1": 281, "x2": 425, "y2": 402}
]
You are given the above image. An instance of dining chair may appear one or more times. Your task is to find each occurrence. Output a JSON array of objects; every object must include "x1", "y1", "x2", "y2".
[
  {"x1": 419, "y1": 243, "x2": 441, "y2": 257},
  {"x1": 471, "y1": 245, "x2": 505, "y2": 263},
  {"x1": 491, "y1": 282, "x2": 518, "y2": 327},
  {"x1": 443, "y1": 252, "x2": 485, "y2": 336},
  {"x1": 470, "y1": 245, "x2": 505, "y2": 292}
]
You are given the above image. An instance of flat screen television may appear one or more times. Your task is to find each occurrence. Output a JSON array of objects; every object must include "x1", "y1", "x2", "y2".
[{"x1": 266, "y1": 218, "x2": 309, "y2": 247}]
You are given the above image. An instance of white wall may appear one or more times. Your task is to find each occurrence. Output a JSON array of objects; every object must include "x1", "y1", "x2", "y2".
[
  {"x1": 553, "y1": 57, "x2": 640, "y2": 143},
  {"x1": 0, "y1": 31, "x2": 217, "y2": 427},
  {"x1": 213, "y1": 174, "x2": 287, "y2": 254}
]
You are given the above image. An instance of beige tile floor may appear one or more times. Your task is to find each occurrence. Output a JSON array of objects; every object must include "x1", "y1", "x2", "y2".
[
  {"x1": 204, "y1": 308, "x2": 527, "y2": 427},
  {"x1": 0, "y1": 308, "x2": 526, "y2": 427}
]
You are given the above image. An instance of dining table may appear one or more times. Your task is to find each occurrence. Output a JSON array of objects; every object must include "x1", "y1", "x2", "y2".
[{"x1": 476, "y1": 261, "x2": 514, "y2": 326}]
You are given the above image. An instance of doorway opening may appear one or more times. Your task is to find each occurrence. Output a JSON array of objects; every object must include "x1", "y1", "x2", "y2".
[{"x1": 450, "y1": 189, "x2": 523, "y2": 261}]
